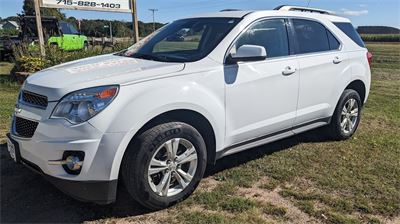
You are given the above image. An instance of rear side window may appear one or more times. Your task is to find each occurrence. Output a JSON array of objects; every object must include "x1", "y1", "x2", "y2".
[
  {"x1": 326, "y1": 30, "x2": 340, "y2": 50},
  {"x1": 234, "y1": 19, "x2": 289, "y2": 58},
  {"x1": 333, "y1": 22, "x2": 365, "y2": 48},
  {"x1": 292, "y1": 19, "x2": 330, "y2": 54}
]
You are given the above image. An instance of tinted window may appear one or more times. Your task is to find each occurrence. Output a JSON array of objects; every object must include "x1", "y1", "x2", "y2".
[
  {"x1": 121, "y1": 18, "x2": 240, "y2": 62},
  {"x1": 68, "y1": 24, "x2": 79, "y2": 34},
  {"x1": 60, "y1": 22, "x2": 71, "y2": 34},
  {"x1": 293, "y1": 19, "x2": 330, "y2": 54},
  {"x1": 334, "y1": 22, "x2": 365, "y2": 47},
  {"x1": 326, "y1": 29, "x2": 340, "y2": 50},
  {"x1": 234, "y1": 19, "x2": 289, "y2": 58},
  {"x1": 59, "y1": 22, "x2": 78, "y2": 34}
]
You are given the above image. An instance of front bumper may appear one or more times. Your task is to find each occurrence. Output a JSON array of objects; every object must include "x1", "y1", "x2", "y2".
[
  {"x1": 7, "y1": 133, "x2": 118, "y2": 204},
  {"x1": 8, "y1": 104, "x2": 128, "y2": 204},
  {"x1": 9, "y1": 84, "x2": 131, "y2": 204}
]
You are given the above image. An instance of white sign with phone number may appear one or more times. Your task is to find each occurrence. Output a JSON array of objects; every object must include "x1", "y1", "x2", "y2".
[{"x1": 40, "y1": 0, "x2": 132, "y2": 13}]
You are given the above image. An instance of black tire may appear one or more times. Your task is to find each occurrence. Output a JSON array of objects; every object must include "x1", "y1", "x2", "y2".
[
  {"x1": 121, "y1": 122, "x2": 207, "y2": 210},
  {"x1": 325, "y1": 89, "x2": 362, "y2": 140},
  {"x1": 49, "y1": 43, "x2": 58, "y2": 49},
  {"x1": 83, "y1": 42, "x2": 89, "y2": 51}
]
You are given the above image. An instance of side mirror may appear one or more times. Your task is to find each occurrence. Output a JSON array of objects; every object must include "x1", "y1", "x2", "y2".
[{"x1": 227, "y1": 45, "x2": 267, "y2": 63}]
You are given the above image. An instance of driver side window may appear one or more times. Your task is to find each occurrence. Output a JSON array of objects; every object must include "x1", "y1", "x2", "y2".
[{"x1": 234, "y1": 19, "x2": 290, "y2": 58}]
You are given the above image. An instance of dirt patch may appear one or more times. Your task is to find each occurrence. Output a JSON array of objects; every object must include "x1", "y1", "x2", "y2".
[
  {"x1": 198, "y1": 177, "x2": 220, "y2": 192},
  {"x1": 237, "y1": 186, "x2": 320, "y2": 224}
]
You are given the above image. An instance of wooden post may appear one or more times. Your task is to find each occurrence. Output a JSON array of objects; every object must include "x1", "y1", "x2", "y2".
[
  {"x1": 131, "y1": 0, "x2": 139, "y2": 43},
  {"x1": 34, "y1": 0, "x2": 46, "y2": 56}
]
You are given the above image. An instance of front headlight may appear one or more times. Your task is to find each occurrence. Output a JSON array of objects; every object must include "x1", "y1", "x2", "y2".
[{"x1": 51, "y1": 85, "x2": 119, "y2": 124}]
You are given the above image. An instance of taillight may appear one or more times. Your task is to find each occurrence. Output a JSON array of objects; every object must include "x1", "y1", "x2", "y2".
[{"x1": 367, "y1": 52, "x2": 373, "y2": 67}]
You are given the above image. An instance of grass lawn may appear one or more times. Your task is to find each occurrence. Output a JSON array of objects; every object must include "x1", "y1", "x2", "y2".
[
  {"x1": 0, "y1": 43, "x2": 399, "y2": 223},
  {"x1": 0, "y1": 62, "x2": 18, "y2": 142}
]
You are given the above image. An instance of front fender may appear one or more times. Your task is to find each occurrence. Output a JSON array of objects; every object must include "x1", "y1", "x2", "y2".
[
  {"x1": 48, "y1": 36, "x2": 62, "y2": 46},
  {"x1": 89, "y1": 73, "x2": 225, "y2": 180}
]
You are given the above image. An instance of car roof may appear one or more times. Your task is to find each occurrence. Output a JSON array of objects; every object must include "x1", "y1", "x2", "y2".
[
  {"x1": 187, "y1": 10, "x2": 254, "y2": 19},
  {"x1": 186, "y1": 10, "x2": 350, "y2": 23}
]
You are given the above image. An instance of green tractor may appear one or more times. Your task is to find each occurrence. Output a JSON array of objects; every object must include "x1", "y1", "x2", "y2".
[
  {"x1": 1, "y1": 16, "x2": 89, "y2": 61},
  {"x1": 21, "y1": 16, "x2": 88, "y2": 51},
  {"x1": 48, "y1": 20, "x2": 88, "y2": 51}
]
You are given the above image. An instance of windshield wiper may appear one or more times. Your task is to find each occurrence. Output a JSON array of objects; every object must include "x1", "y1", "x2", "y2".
[
  {"x1": 131, "y1": 53, "x2": 162, "y2": 61},
  {"x1": 131, "y1": 53, "x2": 187, "y2": 62}
]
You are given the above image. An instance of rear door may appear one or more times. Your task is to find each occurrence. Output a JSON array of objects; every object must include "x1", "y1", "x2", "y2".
[{"x1": 290, "y1": 19, "x2": 349, "y2": 126}]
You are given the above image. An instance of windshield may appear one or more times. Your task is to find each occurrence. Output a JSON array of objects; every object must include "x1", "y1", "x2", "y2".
[{"x1": 120, "y1": 18, "x2": 241, "y2": 62}]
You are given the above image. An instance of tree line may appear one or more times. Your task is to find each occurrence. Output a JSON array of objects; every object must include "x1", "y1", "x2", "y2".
[
  {"x1": 1, "y1": 0, "x2": 164, "y2": 38},
  {"x1": 357, "y1": 26, "x2": 400, "y2": 35}
]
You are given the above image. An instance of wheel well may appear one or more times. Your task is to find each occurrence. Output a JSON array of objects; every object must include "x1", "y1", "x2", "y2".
[
  {"x1": 133, "y1": 109, "x2": 217, "y2": 166},
  {"x1": 345, "y1": 80, "x2": 366, "y2": 104}
]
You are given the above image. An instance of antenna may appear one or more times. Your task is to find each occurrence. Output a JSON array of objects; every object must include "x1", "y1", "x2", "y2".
[{"x1": 148, "y1": 8, "x2": 159, "y2": 32}]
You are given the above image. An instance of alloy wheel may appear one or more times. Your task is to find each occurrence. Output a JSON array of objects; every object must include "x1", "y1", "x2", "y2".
[
  {"x1": 340, "y1": 98, "x2": 359, "y2": 134},
  {"x1": 147, "y1": 138, "x2": 198, "y2": 197}
]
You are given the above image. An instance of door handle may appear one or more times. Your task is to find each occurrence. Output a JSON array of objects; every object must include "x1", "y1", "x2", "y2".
[
  {"x1": 333, "y1": 56, "x2": 342, "y2": 64},
  {"x1": 282, "y1": 66, "x2": 296, "y2": 76}
]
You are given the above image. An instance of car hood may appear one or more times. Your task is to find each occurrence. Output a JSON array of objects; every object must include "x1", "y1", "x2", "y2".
[{"x1": 24, "y1": 54, "x2": 185, "y2": 101}]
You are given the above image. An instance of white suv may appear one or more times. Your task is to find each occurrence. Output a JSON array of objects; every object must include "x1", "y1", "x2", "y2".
[{"x1": 7, "y1": 6, "x2": 372, "y2": 209}]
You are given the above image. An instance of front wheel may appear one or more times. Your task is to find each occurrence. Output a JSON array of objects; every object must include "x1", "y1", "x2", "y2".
[
  {"x1": 121, "y1": 122, "x2": 207, "y2": 210},
  {"x1": 325, "y1": 89, "x2": 362, "y2": 140}
]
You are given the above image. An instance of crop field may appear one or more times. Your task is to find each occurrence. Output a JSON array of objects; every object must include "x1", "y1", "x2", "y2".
[
  {"x1": 0, "y1": 43, "x2": 399, "y2": 223},
  {"x1": 361, "y1": 34, "x2": 400, "y2": 42}
]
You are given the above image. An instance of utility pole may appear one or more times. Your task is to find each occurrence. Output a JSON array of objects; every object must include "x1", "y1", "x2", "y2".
[
  {"x1": 109, "y1": 21, "x2": 113, "y2": 40},
  {"x1": 131, "y1": 0, "x2": 139, "y2": 43},
  {"x1": 34, "y1": 0, "x2": 45, "y2": 56},
  {"x1": 148, "y1": 8, "x2": 158, "y2": 32}
]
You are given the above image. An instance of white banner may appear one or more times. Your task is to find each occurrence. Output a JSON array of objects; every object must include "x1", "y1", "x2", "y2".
[{"x1": 40, "y1": 0, "x2": 132, "y2": 13}]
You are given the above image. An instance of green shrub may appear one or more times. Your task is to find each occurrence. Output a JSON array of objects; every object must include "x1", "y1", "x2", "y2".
[
  {"x1": 12, "y1": 41, "x2": 131, "y2": 74},
  {"x1": 17, "y1": 56, "x2": 46, "y2": 73}
]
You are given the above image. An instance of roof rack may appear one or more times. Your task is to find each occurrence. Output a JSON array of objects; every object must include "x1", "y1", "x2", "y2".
[
  {"x1": 274, "y1": 5, "x2": 336, "y2": 15},
  {"x1": 220, "y1": 9, "x2": 241, "y2": 12}
]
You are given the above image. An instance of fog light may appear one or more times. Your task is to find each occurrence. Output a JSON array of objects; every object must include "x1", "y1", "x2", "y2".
[
  {"x1": 62, "y1": 151, "x2": 84, "y2": 175},
  {"x1": 48, "y1": 151, "x2": 84, "y2": 175},
  {"x1": 65, "y1": 155, "x2": 82, "y2": 171}
]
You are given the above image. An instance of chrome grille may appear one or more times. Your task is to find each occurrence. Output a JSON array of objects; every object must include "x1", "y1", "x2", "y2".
[
  {"x1": 20, "y1": 91, "x2": 48, "y2": 109},
  {"x1": 14, "y1": 117, "x2": 39, "y2": 138}
]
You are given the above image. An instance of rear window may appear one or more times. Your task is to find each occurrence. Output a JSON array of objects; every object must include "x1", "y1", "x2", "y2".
[
  {"x1": 333, "y1": 22, "x2": 365, "y2": 48},
  {"x1": 326, "y1": 29, "x2": 340, "y2": 50}
]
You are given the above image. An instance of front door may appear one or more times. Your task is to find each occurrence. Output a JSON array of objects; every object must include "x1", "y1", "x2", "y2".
[{"x1": 224, "y1": 18, "x2": 299, "y2": 146}]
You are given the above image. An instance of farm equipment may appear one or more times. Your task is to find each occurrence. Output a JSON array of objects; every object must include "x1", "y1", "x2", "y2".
[{"x1": 0, "y1": 16, "x2": 88, "y2": 61}]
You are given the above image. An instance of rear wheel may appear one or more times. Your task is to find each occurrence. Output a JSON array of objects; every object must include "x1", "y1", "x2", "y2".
[
  {"x1": 121, "y1": 122, "x2": 207, "y2": 210},
  {"x1": 326, "y1": 89, "x2": 362, "y2": 140},
  {"x1": 83, "y1": 42, "x2": 89, "y2": 51}
]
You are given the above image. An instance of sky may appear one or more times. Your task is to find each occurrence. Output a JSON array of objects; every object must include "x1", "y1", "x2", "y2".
[{"x1": 0, "y1": 0, "x2": 399, "y2": 28}]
